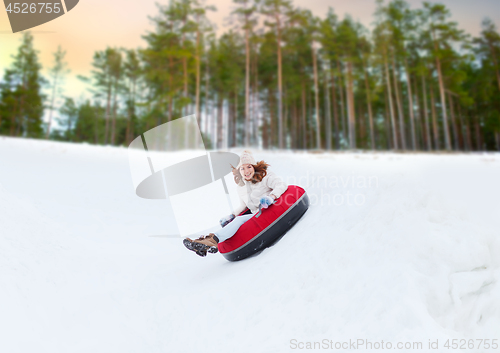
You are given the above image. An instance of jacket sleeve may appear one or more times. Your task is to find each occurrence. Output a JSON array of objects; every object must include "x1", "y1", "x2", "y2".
[
  {"x1": 232, "y1": 195, "x2": 248, "y2": 216},
  {"x1": 266, "y1": 171, "x2": 288, "y2": 199}
]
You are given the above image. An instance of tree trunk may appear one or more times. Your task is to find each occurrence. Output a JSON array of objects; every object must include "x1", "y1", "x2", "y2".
[
  {"x1": 253, "y1": 52, "x2": 260, "y2": 147},
  {"x1": 125, "y1": 86, "x2": 131, "y2": 145},
  {"x1": 447, "y1": 91, "x2": 460, "y2": 150},
  {"x1": 264, "y1": 91, "x2": 271, "y2": 149},
  {"x1": 46, "y1": 72, "x2": 59, "y2": 139},
  {"x1": 111, "y1": 78, "x2": 117, "y2": 145},
  {"x1": 392, "y1": 52, "x2": 406, "y2": 150},
  {"x1": 363, "y1": 59, "x2": 375, "y2": 150},
  {"x1": 331, "y1": 62, "x2": 340, "y2": 150},
  {"x1": 249, "y1": 57, "x2": 254, "y2": 146},
  {"x1": 93, "y1": 103, "x2": 98, "y2": 144},
  {"x1": 104, "y1": 83, "x2": 111, "y2": 144},
  {"x1": 129, "y1": 81, "x2": 135, "y2": 145},
  {"x1": 301, "y1": 82, "x2": 307, "y2": 149},
  {"x1": 311, "y1": 42, "x2": 321, "y2": 149},
  {"x1": 432, "y1": 32, "x2": 452, "y2": 150},
  {"x1": 195, "y1": 22, "x2": 201, "y2": 147},
  {"x1": 228, "y1": 93, "x2": 234, "y2": 147},
  {"x1": 130, "y1": 78, "x2": 136, "y2": 144},
  {"x1": 18, "y1": 72, "x2": 26, "y2": 136},
  {"x1": 337, "y1": 60, "x2": 347, "y2": 145},
  {"x1": 67, "y1": 110, "x2": 73, "y2": 141},
  {"x1": 404, "y1": 58, "x2": 417, "y2": 150},
  {"x1": 233, "y1": 88, "x2": 238, "y2": 147},
  {"x1": 430, "y1": 85, "x2": 440, "y2": 150},
  {"x1": 346, "y1": 60, "x2": 356, "y2": 149},
  {"x1": 211, "y1": 93, "x2": 216, "y2": 149},
  {"x1": 270, "y1": 89, "x2": 276, "y2": 147},
  {"x1": 457, "y1": 103, "x2": 472, "y2": 151},
  {"x1": 204, "y1": 54, "x2": 210, "y2": 141},
  {"x1": 308, "y1": 84, "x2": 313, "y2": 148},
  {"x1": 384, "y1": 53, "x2": 398, "y2": 149},
  {"x1": 413, "y1": 73, "x2": 423, "y2": 150},
  {"x1": 244, "y1": 26, "x2": 250, "y2": 147},
  {"x1": 453, "y1": 95, "x2": 464, "y2": 150},
  {"x1": 168, "y1": 57, "x2": 174, "y2": 123},
  {"x1": 324, "y1": 70, "x2": 332, "y2": 151},
  {"x1": 312, "y1": 44, "x2": 321, "y2": 149},
  {"x1": 285, "y1": 95, "x2": 289, "y2": 148},
  {"x1": 421, "y1": 75, "x2": 432, "y2": 151},
  {"x1": 474, "y1": 116, "x2": 481, "y2": 150},
  {"x1": 358, "y1": 104, "x2": 365, "y2": 148},
  {"x1": 217, "y1": 93, "x2": 223, "y2": 149},
  {"x1": 383, "y1": 87, "x2": 392, "y2": 149},
  {"x1": 10, "y1": 98, "x2": 18, "y2": 136},
  {"x1": 182, "y1": 24, "x2": 189, "y2": 118},
  {"x1": 276, "y1": 12, "x2": 283, "y2": 149},
  {"x1": 291, "y1": 99, "x2": 297, "y2": 149}
]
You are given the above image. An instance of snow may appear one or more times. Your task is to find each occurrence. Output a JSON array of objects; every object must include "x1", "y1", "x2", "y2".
[{"x1": 0, "y1": 135, "x2": 499, "y2": 353}]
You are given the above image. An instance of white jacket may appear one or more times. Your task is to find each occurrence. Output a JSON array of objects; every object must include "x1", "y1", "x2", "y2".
[{"x1": 232, "y1": 170, "x2": 288, "y2": 216}]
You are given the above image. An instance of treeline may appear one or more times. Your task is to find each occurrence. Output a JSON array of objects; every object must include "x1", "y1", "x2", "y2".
[{"x1": 1, "y1": 0, "x2": 500, "y2": 151}]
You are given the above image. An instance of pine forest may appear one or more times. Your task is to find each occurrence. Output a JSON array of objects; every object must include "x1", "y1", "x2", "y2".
[{"x1": 1, "y1": 0, "x2": 500, "y2": 152}]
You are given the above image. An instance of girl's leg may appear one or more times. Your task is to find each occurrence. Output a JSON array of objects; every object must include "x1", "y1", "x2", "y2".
[{"x1": 214, "y1": 214, "x2": 253, "y2": 242}]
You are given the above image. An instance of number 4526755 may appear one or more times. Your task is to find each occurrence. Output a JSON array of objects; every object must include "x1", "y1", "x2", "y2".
[
  {"x1": 444, "y1": 339, "x2": 498, "y2": 350},
  {"x1": 6, "y1": 3, "x2": 62, "y2": 14}
]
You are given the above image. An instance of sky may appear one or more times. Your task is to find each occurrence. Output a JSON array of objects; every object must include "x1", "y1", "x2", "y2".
[{"x1": 1, "y1": 0, "x2": 499, "y2": 105}]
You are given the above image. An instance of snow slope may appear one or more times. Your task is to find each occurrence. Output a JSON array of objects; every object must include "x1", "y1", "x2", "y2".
[{"x1": 0, "y1": 136, "x2": 499, "y2": 353}]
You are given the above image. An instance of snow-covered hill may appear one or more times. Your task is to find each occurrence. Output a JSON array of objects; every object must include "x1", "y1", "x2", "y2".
[{"x1": 1, "y1": 136, "x2": 499, "y2": 353}]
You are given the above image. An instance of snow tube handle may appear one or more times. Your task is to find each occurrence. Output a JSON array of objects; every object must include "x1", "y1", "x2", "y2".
[{"x1": 255, "y1": 204, "x2": 263, "y2": 218}]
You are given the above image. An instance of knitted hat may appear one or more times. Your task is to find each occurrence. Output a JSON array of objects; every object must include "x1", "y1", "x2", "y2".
[{"x1": 236, "y1": 150, "x2": 256, "y2": 169}]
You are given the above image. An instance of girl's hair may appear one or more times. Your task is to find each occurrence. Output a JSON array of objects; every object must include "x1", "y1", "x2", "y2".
[
  {"x1": 248, "y1": 160, "x2": 270, "y2": 184},
  {"x1": 231, "y1": 160, "x2": 270, "y2": 185}
]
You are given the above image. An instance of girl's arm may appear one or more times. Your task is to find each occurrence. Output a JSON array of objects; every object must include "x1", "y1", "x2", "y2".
[
  {"x1": 232, "y1": 198, "x2": 247, "y2": 216},
  {"x1": 266, "y1": 171, "x2": 288, "y2": 199}
]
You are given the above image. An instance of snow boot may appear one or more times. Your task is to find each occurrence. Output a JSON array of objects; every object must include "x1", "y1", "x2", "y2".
[{"x1": 183, "y1": 233, "x2": 219, "y2": 257}]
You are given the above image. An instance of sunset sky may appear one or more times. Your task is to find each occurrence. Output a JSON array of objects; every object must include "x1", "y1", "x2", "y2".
[{"x1": 1, "y1": 0, "x2": 499, "y2": 102}]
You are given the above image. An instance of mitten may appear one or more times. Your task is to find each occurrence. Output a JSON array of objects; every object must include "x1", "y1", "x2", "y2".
[
  {"x1": 259, "y1": 195, "x2": 274, "y2": 209},
  {"x1": 219, "y1": 213, "x2": 235, "y2": 228}
]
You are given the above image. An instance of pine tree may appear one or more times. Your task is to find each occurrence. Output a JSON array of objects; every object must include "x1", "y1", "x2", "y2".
[
  {"x1": 86, "y1": 48, "x2": 121, "y2": 144},
  {"x1": 319, "y1": 9, "x2": 341, "y2": 150},
  {"x1": 336, "y1": 17, "x2": 360, "y2": 149},
  {"x1": 261, "y1": 0, "x2": 292, "y2": 149},
  {"x1": 46, "y1": 45, "x2": 69, "y2": 139},
  {"x1": 374, "y1": 4, "x2": 399, "y2": 150},
  {"x1": 123, "y1": 49, "x2": 141, "y2": 145},
  {"x1": 1, "y1": 32, "x2": 45, "y2": 138},
  {"x1": 420, "y1": 2, "x2": 466, "y2": 150},
  {"x1": 232, "y1": 0, "x2": 258, "y2": 147},
  {"x1": 57, "y1": 97, "x2": 78, "y2": 141}
]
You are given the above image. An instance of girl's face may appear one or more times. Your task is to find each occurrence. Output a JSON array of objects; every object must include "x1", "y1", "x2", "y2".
[{"x1": 240, "y1": 164, "x2": 255, "y2": 181}]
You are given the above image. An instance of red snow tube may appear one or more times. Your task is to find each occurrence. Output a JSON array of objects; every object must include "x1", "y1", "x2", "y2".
[{"x1": 218, "y1": 185, "x2": 309, "y2": 261}]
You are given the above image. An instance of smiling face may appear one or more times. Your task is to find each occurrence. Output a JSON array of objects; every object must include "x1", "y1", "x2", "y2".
[{"x1": 239, "y1": 163, "x2": 255, "y2": 181}]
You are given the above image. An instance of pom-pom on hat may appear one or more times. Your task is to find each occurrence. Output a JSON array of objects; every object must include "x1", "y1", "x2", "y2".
[{"x1": 236, "y1": 150, "x2": 256, "y2": 169}]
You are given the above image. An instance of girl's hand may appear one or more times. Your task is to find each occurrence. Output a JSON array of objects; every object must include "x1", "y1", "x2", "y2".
[
  {"x1": 259, "y1": 195, "x2": 275, "y2": 209},
  {"x1": 231, "y1": 164, "x2": 244, "y2": 186},
  {"x1": 219, "y1": 214, "x2": 235, "y2": 228}
]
